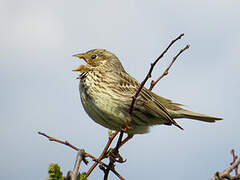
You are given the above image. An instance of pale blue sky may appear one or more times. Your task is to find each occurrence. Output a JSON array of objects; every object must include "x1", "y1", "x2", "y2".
[{"x1": 1, "y1": 0, "x2": 240, "y2": 179}]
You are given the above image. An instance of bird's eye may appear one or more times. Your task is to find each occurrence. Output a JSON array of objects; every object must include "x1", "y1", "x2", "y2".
[{"x1": 91, "y1": 55, "x2": 97, "y2": 59}]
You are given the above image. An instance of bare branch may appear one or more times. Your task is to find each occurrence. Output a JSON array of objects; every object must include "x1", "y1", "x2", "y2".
[
  {"x1": 38, "y1": 131, "x2": 95, "y2": 165},
  {"x1": 39, "y1": 131, "x2": 124, "y2": 179},
  {"x1": 129, "y1": 33, "x2": 185, "y2": 114},
  {"x1": 210, "y1": 150, "x2": 240, "y2": 180},
  {"x1": 73, "y1": 150, "x2": 85, "y2": 179},
  {"x1": 103, "y1": 131, "x2": 126, "y2": 180},
  {"x1": 149, "y1": 44, "x2": 190, "y2": 90},
  {"x1": 38, "y1": 131, "x2": 80, "y2": 151},
  {"x1": 231, "y1": 149, "x2": 239, "y2": 175},
  {"x1": 66, "y1": 149, "x2": 85, "y2": 180},
  {"x1": 114, "y1": 130, "x2": 124, "y2": 153},
  {"x1": 220, "y1": 157, "x2": 240, "y2": 179},
  {"x1": 85, "y1": 131, "x2": 118, "y2": 177}
]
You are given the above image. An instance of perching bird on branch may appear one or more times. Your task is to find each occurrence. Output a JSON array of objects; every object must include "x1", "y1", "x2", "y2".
[{"x1": 73, "y1": 49, "x2": 222, "y2": 134}]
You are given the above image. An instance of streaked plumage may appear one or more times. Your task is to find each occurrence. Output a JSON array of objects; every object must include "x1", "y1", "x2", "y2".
[{"x1": 73, "y1": 49, "x2": 222, "y2": 134}]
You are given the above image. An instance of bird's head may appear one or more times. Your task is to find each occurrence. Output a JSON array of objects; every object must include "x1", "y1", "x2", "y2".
[{"x1": 73, "y1": 49, "x2": 125, "y2": 72}]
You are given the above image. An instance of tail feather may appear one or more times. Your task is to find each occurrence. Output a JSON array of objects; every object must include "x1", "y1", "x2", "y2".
[
  {"x1": 150, "y1": 93, "x2": 222, "y2": 123},
  {"x1": 172, "y1": 109, "x2": 223, "y2": 122}
]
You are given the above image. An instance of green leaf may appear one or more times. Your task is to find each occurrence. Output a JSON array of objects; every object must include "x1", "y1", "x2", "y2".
[
  {"x1": 108, "y1": 129, "x2": 113, "y2": 137},
  {"x1": 78, "y1": 172, "x2": 88, "y2": 180},
  {"x1": 47, "y1": 163, "x2": 64, "y2": 180}
]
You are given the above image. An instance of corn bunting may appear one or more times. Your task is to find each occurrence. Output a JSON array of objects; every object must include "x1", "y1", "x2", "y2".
[{"x1": 73, "y1": 49, "x2": 222, "y2": 134}]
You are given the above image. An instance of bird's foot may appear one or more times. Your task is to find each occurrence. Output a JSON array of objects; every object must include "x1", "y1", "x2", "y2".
[{"x1": 121, "y1": 123, "x2": 132, "y2": 133}]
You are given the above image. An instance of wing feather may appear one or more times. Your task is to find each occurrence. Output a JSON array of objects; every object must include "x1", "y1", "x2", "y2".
[{"x1": 108, "y1": 71, "x2": 183, "y2": 130}]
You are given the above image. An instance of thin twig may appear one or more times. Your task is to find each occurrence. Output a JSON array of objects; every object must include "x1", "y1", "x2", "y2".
[
  {"x1": 39, "y1": 132, "x2": 92, "y2": 164},
  {"x1": 210, "y1": 150, "x2": 240, "y2": 180},
  {"x1": 129, "y1": 33, "x2": 184, "y2": 114},
  {"x1": 149, "y1": 44, "x2": 190, "y2": 90},
  {"x1": 110, "y1": 168, "x2": 125, "y2": 180},
  {"x1": 38, "y1": 131, "x2": 123, "y2": 179},
  {"x1": 103, "y1": 159, "x2": 125, "y2": 180},
  {"x1": 38, "y1": 132, "x2": 79, "y2": 151},
  {"x1": 85, "y1": 152, "x2": 108, "y2": 167},
  {"x1": 104, "y1": 131, "x2": 126, "y2": 180},
  {"x1": 119, "y1": 134, "x2": 133, "y2": 148},
  {"x1": 85, "y1": 131, "x2": 119, "y2": 177},
  {"x1": 114, "y1": 131, "x2": 124, "y2": 154},
  {"x1": 103, "y1": 160, "x2": 125, "y2": 180},
  {"x1": 221, "y1": 157, "x2": 240, "y2": 179},
  {"x1": 231, "y1": 149, "x2": 239, "y2": 175}
]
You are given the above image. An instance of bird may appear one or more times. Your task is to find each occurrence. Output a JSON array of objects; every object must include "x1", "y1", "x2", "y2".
[{"x1": 73, "y1": 49, "x2": 222, "y2": 135}]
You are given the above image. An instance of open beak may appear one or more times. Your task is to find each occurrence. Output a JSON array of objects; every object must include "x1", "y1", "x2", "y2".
[
  {"x1": 72, "y1": 64, "x2": 86, "y2": 72},
  {"x1": 72, "y1": 53, "x2": 87, "y2": 72},
  {"x1": 73, "y1": 53, "x2": 86, "y2": 60}
]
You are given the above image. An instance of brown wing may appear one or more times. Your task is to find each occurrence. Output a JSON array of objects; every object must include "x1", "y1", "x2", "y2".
[{"x1": 108, "y1": 71, "x2": 183, "y2": 130}]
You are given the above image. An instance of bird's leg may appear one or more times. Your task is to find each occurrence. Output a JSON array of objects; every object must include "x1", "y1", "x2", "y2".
[
  {"x1": 109, "y1": 133, "x2": 133, "y2": 164},
  {"x1": 121, "y1": 121, "x2": 132, "y2": 132},
  {"x1": 114, "y1": 130, "x2": 124, "y2": 153},
  {"x1": 119, "y1": 122, "x2": 133, "y2": 147},
  {"x1": 107, "y1": 131, "x2": 126, "y2": 164},
  {"x1": 110, "y1": 126, "x2": 129, "y2": 159},
  {"x1": 107, "y1": 124, "x2": 133, "y2": 165}
]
